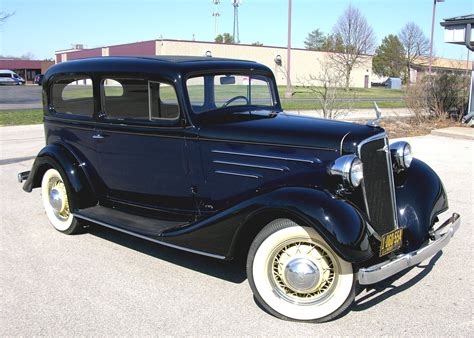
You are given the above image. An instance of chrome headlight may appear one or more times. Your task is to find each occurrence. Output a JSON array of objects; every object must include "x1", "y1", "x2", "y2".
[
  {"x1": 390, "y1": 141, "x2": 413, "y2": 170},
  {"x1": 329, "y1": 155, "x2": 364, "y2": 188}
]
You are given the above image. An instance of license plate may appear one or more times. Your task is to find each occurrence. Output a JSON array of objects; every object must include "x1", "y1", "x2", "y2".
[{"x1": 379, "y1": 228, "x2": 403, "y2": 257}]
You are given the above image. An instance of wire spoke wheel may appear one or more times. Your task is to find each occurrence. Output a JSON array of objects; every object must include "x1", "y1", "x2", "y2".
[
  {"x1": 41, "y1": 168, "x2": 81, "y2": 234},
  {"x1": 47, "y1": 177, "x2": 70, "y2": 221},
  {"x1": 270, "y1": 239, "x2": 338, "y2": 305},
  {"x1": 247, "y1": 219, "x2": 355, "y2": 322}
]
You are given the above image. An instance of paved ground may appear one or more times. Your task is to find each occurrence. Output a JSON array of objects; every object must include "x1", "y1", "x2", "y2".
[
  {"x1": 1, "y1": 125, "x2": 472, "y2": 335},
  {"x1": 431, "y1": 126, "x2": 474, "y2": 140},
  {"x1": 0, "y1": 86, "x2": 42, "y2": 111}
]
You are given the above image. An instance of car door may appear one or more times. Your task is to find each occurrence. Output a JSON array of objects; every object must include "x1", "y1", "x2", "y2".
[
  {"x1": 47, "y1": 75, "x2": 104, "y2": 197},
  {"x1": 95, "y1": 77, "x2": 197, "y2": 221}
]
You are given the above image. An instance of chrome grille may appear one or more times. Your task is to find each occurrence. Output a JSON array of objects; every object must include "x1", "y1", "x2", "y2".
[{"x1": 358, "y1": 135, "x2": 398, "y2": 235}]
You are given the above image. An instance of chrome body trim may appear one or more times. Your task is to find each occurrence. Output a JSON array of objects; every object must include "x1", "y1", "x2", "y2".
[
  {"x1": 356, "y1": 132, "x2": 386, "y2": 154},
  {"x1": 383, "y1": 137, "x2": 399, "y2": 229},
  {"x1": 357, "y1": 132, "x2": 399, "y2": 230},
  {"x1": 214, "y1": 170, "x2": 261, "y2": 179},
  {"x1": 358, "y1": 213, "x2": 460, "y2": 285},
  {"x1": 73, "y1": 213, "x2": 226, "y2": 260},
  {"x1": 360, "y1": 180, "x2": 372, "y2": 222},
  {"x1": 339, "y1": 131, "x2": 351, "y2": 155},
  {"x1": 213, "y1": 160, "x2": 288, "y2": 171},
  {"x1": 211, "y1": 149, "x2": 321, "y2": 164}
]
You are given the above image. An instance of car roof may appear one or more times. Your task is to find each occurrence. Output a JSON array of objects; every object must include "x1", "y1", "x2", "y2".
[{"x1": 44, "y1": 55, "x2": 273, "y2": 83}]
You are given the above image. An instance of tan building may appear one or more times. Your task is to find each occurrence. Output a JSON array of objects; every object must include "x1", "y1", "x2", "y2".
[
  {"x1": 55, "y1": 39, "x2": 373, "y2": 88},
  {"x1": 410, "y1": 56, "x2": 472, "y2": 82}
]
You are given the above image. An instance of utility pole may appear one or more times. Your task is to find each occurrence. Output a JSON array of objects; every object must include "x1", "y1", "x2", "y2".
[
  {"x1": 429, "y1": 0, "x2": 445, "y2": 76},
  {"x1": 285, "y1": 0, "x2": 292, "y2": 98},
  {"x1": 232, "y1": 0, "x2": 241, "y2": 44},
  {"x1": 212, "y1": 0, "x2": 220, "y2": 37}
]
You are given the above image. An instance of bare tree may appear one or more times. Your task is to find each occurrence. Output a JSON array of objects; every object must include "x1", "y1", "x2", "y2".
[
  {"x1": 330, "y1": 5, "x2": 376, "y2": 90},
  {"x1": 398, "y1": 22, "x2": 430, "y2": 84},
  {"x1": 0, "y1": 11, "x2": 14, "y2": 23},
  {"x1": 298, "y1": 58, "x2": 353, "y2": 119},
  {"x1": 20, "y1": 52, "x2": 35, "y2": 60}
]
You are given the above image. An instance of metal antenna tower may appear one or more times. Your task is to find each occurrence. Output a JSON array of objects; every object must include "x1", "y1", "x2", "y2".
[
  {"x1": 232, "y1": 0, "x2": 241, "y2": 44},
  {"x1": 212, "y1": 0, "x2": 221, "y2": 37}
]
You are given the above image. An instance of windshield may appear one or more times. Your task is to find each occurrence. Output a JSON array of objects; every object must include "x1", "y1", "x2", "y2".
[{"x1": 186, "y1": 74, "x2": 276, "y2": 114}]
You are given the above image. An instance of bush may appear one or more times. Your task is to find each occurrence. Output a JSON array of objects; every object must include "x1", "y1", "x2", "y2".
[{"x1": 405, "y1": 73, "x2": 469, "y2": 121}]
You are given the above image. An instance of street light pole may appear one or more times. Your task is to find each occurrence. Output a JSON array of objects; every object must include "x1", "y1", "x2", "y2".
[
  {"x1": 429, "y1": 0, "x2": 444, "y2": 76},
  {"x1": 285, "y1": 0, "x2": 292, "y2": 98}
]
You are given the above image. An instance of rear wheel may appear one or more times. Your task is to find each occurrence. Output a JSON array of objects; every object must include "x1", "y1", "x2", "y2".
[
  {"x1": 247, "y1": 219, "x2": 356, "y2": 322},
  {"x1": 41, "y1": 168, "x2": 84, "y2": 234}
]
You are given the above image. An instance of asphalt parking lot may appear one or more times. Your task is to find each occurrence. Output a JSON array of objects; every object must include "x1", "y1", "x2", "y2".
[
  {"x1": 0, "y1": 124, "x2": 472, "y2": 335},
  {"x1": 0, "y1": 86, "x2": 42, "y2": 110}
]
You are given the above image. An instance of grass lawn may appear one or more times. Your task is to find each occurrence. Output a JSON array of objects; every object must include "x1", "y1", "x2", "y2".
[
  {"x1": 282, "y1": 100, "x2": 406, "y2": 110},
  {"x1": 0, "y1": 110, "x2": 43, "y2": 126},
  {"x1": 278, "y1": 86, "x2": 404, "y2": 99}
]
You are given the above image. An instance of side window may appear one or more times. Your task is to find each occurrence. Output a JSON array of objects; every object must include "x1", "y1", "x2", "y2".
[
  {"x1": 249, "y1": 76, "x2": 273, "y2": 106},
  {"x1": 149, "y1": 81, "x2": 180, "y2": 120},
  {"x1": 101, "y1": 78, "x2": 180, "y2": 122},
  {"x1": 103, "y1": 79, "x2": 124, "y2": 97},
  {"x1": 102, "y1": 78, "x2": 148, "y2": 120},
  {"x1": 51, "y1": 77, "x2": 94, "y2": 117},
  {"x1": 186, "y1": 76, "x2": 205, "y2": 112}
]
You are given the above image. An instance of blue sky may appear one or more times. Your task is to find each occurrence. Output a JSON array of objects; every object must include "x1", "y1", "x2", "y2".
[{"x1": 1, "y1": 0, "x2": 472, "y2": 60}]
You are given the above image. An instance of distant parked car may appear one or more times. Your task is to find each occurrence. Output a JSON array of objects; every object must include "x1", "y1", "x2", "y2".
[
  {"x1": 0, "y1": 70, "x2": 25, "y2": 85},
  {"x1": 34, "y1": 74, "x2": 44, "y2": 85}
]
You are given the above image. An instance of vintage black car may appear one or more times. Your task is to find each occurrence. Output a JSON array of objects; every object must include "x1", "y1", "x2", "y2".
[{"x1": 19, "y1": 56, "x2": 460, "y2": 322}]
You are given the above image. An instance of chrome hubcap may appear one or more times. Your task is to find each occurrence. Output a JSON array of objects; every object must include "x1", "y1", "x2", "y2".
[
  {"x1": 49, "y1": 188, "x2": 64, "y2": 212},
  {"x1": 271, "y1": 241, "x2": 337, "y2": 304},
  {"x1": 284, "y1": 258, "x2": 321, "y2": 293},
  {"x1": 47, "y1": 179, "x2": 69, "y2": 219}
]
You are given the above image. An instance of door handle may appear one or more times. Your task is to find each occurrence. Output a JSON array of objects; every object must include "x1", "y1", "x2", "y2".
[{"x1": 92, "y1": 133, "x2": 104, "y2": 139}]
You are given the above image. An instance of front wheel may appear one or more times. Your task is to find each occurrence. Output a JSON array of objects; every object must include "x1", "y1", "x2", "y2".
[
  {"x1": 41, "y1": 168, "x2": 84, "y2": 234},
  {"x1": 247, "y1": 219, "x2": 356, "y2": 322}
]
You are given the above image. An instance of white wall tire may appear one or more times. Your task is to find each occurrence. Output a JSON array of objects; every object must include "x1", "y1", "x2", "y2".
[
  {"x1": 247, "y1": 219, "x2": 355, "y2": 322},
  {"x1": 41, "y1": 168, "x2": 83, "y2": 234}
]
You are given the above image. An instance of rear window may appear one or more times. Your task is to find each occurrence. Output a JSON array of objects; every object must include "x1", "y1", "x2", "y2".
[{"x1": 51, "y1": 77, "x2": 94, "y2": 117}]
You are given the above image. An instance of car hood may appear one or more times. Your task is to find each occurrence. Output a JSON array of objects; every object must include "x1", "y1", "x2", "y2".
[{"x1": 197, "y1": 110, "x2": 384, "y2": 153}]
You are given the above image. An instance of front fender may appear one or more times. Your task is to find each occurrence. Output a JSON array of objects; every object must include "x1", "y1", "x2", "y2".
[
  {"x1": 239, "y1": 188, "x2": 372, "y2": 262},
  {"x1": 395, "y1": 159, "x2": 448, "y2": 252},
  {"x1": 23, "y1": 143, "x2": 96, "y2": 209},
  {"x1": 161, "y1": 187, "x2": 372, "y2": 262}
]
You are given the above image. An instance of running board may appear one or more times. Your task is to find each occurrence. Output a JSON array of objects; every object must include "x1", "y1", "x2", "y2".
[{"x1": 73, "y1": 206, "x2": 225, "y2": 260}]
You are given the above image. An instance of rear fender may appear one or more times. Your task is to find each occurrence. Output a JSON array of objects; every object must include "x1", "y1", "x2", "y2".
[{"x1": 23, "y1": 143, "x2": 96, "y2": 210}]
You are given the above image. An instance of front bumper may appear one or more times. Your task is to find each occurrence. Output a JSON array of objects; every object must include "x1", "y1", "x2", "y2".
[{"x1": 358, "y1": 213, "x2": 461, "y2": 285}]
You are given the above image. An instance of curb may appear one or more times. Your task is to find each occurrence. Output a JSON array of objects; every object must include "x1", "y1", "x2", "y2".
[{"x1": 431, "y1": 127, "x2": 474, "y2": 140}]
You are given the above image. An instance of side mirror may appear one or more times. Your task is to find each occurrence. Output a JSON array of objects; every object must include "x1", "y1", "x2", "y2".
[{"x1": 220, "y1": 76, "x2": 235, "y2": 85}]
